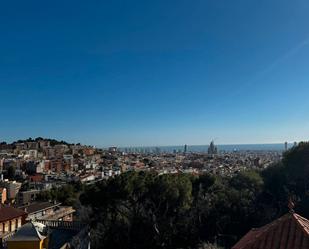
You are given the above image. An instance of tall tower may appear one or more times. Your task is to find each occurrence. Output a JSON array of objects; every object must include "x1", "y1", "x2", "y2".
[
  {"x1": 284, "y1": 142, "x2": 288, "y2": 151},
  {"x1": 184, "y1": 144, "x2": 187, "y2": 154},
  {"x1": 208, "y1": 140, "x2": 218, "y2": 155}
]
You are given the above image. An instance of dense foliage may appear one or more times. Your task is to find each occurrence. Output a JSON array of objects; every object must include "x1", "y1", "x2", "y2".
[
  {"x1": 37, "y1": 182, "x2": 83, "y2": 206},
  {"x1": 80, "y1": 142, "x2": 309, "y2": 249},
  {"x1": 13, "y1": 137, "x2": 75, "y2": 146}
]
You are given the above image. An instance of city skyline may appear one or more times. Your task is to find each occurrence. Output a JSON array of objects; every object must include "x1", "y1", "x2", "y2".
[
  {"x1": 0, "y1": 136, "x2": 300, "y2": 150},
  {"x1": 1, "y1": 0, "x2": 309, "y2": 146}
]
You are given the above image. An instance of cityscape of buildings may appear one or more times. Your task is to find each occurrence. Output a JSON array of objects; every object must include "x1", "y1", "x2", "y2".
[
  {"x1": 0, "y1": 137, "x2": 298, "y2": 248},
  {"x1": 0, "y1": 138, "x2": 288, "y2": 188}
]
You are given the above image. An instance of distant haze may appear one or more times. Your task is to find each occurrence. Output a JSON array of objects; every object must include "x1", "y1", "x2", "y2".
[{"x1": 119, "y1": 143, "x2": 295, "y2": 153}]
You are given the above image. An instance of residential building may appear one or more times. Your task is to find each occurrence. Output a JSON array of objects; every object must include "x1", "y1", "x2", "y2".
[
  {"x1": 0, "y1": 188, "x2": 7, "y2": 204},
  {"x1": 7, "y1": 222, "x2": 48, "y2": 249},
  {"x1": 0, "y1": 180, "x2": 22, "y2": 201},
  {"x1": 8, "y1": 220, "x2": 89, "y2": 249},
  {"x1": 17, "y1": 190, "x2": 40, "y2": 205},
  {"x1": 19, "y1": 202, "x2": 75, "y2": 222},
  {"x1": 0, "y1": 206, "x2": 27, "y2": 245}
]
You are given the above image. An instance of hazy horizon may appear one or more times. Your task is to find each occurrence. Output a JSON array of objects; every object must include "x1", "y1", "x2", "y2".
[{"x1": 0, "y1": 136, "x2": 301, "y2": 149}]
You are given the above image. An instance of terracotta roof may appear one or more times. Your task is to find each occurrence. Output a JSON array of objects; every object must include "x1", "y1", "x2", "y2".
[
  {"x1": 0, "y1": 206, "x2": 27, "y2": 222},
  {"x1": 232, "y1": 213, "x2": 309, "y2": 249}
]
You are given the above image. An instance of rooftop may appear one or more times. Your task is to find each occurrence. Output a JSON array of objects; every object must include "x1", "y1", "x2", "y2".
[
  {"x1": 7, "y1": 222, "x2": 46, "y2": 242},
  {"x1": 232, "y1": 212, "x2": 309, "y2": 249},
  {"x1": 0, "y1": 206, "x2": 26, "y2": 222},
  {"x1": 18, "y1": 202, "x2": 61, "y2": 214}
]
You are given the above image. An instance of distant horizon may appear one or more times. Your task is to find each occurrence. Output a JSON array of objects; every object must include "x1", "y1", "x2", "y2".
[
  {"x1": 118, "y1": 141, "x2": 299, "y2": 148},
  {"x1": 0, "y1": 136, "x2": 303, "y2": 149}
]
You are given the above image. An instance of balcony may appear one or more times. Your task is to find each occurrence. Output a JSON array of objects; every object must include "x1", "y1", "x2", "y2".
[{"x1": 39, "y1": 207, "x2": 75, "y2": 221}]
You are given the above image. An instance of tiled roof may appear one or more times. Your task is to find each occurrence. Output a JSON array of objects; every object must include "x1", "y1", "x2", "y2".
[
  {"x1": 232, "y1": 213, "x2": 309, "y2": 249},
  {"x1": 7, "y1": 222, "x2": 45, "y2": 242},
  {"x1": 19, "y1": 202, "x2": 60, "y2": 214},
  {"x1": 0, "y1": 206, "x2": 26, "y2": 222}
]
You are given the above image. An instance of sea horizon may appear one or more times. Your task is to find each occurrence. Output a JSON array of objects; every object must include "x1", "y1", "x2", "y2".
[{"x1": 119, "y1": 142, "x2": 296, "y2": 152}]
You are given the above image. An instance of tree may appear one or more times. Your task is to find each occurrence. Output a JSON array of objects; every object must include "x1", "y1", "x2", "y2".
[
  {"x1": 261, "y1": 142, "x2": 309, "y2": 218},
  {"x1": 196, "y1": 243, "x2": 222, "y2": 249},
  {"x1": 37, "y1": 184, "x2": 80, "y2": 206},
  {"x1": 7, "y1": 166, "x2": 15, "y2": 179}
]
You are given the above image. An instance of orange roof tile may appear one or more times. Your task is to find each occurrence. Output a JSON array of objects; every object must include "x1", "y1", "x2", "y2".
[{"x1": 232, "y1": 212, "x2": 309, "y2": 249}]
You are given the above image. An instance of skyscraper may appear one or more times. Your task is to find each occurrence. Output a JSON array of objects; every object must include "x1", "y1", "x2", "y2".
[{"x1": 184, "y1": 144, "x2": 187, "y2": 154}]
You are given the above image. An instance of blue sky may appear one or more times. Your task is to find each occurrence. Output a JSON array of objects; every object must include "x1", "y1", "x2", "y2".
[{"x1": 1, "y1": 0, "x2": 309, "y2": 147}]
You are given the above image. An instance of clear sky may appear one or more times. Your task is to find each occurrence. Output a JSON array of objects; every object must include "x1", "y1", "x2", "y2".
[{"x1": 1, "y1": 0, "x2": 309, "y2": 147}]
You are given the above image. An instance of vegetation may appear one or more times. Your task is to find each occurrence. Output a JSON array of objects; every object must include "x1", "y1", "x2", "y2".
[
  {"x1": 79, "y1": 142, "x2": 309, "y2": 249},
  {"x1": 13, "y1": 137, "x2": 74, "y2": 146},
  {"x1": 197, "y1": 243, "x2": 222, "y2": 249},
  {"x1": 37, "y1": 182, "x2": 83, "y2": 206},
  {"x1": 6, "y1": 165, "x2": 16, "y2": 180}
]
